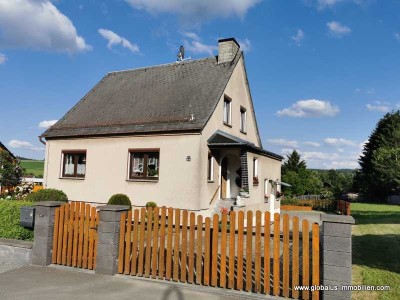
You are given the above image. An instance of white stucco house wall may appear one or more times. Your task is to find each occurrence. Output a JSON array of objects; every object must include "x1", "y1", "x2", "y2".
[{"x1": 41, "y1": 38, "x2": 283, "y2": 215}]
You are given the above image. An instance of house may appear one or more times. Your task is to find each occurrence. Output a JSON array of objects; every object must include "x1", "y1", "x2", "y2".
[
  {"x1": 41, "y1": 38, "x2": 283, "y2": 214},
  {"x1": 0, "y1": 141, "x2": 15, "y2": 159}
]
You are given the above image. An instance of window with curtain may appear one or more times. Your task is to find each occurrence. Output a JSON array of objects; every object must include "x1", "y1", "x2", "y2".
[
  {"x1": 129, "y1": 150, "x2": 159, "y2": 180},
  {"x1": 62, "y1": 151, "x2": 86, "y2": 178},
  {"x1": 223, "y1": 97, "x2": 231, "y2": 125}
]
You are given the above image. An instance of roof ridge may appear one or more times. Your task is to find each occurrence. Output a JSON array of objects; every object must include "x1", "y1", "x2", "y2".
[{"x1": 108, "y1": 55, "x2": 217, "y2": 75}]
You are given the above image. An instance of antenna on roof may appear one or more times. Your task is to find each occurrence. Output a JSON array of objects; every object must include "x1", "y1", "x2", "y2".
[{"x1": 176, "y1": 45, "x2": 191, "y2": 62}]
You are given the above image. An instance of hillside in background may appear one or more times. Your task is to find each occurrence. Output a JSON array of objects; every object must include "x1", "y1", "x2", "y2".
[{"x1": 20, "y1": 160, "x2": 44, "y2": 177}]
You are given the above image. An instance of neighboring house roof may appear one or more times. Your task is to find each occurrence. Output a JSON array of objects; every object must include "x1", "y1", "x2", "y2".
[
  {"x1": 0, "y1": 141, "x2": 15, "y2": 159},
  {"x1": 208, "y1": 130, "x2": 283, "y2": 161},
  {"x1": 42, "y1": 54, "x2": 242, "y2": 139}
]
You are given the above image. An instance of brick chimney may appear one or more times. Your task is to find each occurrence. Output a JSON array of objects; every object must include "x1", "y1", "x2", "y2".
[{"x1": 218, "y1": 38, "x2": 240, "y2": 64}]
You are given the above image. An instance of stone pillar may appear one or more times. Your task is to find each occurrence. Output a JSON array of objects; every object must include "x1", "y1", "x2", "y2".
[
  {"x1": 240, "y1": 149, "x2": 248, "y2": 189},
  {"x1": 321, "y1": 214, "x2": 355, "y2": 300},
  {"x1": 32, "y1": 201, "x2": 65, "y2": 266},
  {"x1": 95, "y1": 205, "x2": 130, "y2": 275}
]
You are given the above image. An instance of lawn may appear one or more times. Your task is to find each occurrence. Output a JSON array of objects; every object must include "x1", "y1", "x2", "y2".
[
  {"x1": 351, "y1": 202, "x2": 400, "y2": 300},
  {"x1": 20, "y1": 160, "x2": 44, "y2": 177}
]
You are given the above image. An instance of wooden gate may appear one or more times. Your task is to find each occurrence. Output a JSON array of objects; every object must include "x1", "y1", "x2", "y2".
[
  {"x1": 52, "y1": 202, "x2": 99, "y2": 270},
  {"x1": 118, "y1": 207, "x2": 320, "y2": 299}
]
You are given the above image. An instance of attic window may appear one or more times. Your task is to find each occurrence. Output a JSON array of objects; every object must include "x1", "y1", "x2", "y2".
[
  {"x1": 62, "y1": 151, "x2": 86, "y2": 178},
  {"x1": 223, "y1": 96, "x2": 232, "y2": 126},
  {"x1": 129, "y1": 149, "x2": 159, "y2": 180}
]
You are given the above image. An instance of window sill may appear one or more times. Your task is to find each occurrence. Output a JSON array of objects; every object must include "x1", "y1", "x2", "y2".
[
  {"x1": 59, "y1": 177, "x2": 85, "y2": 180},
  {"x1": 223, "y1": 122, "x2": 232, "y2": 128},
  {"x1": 240, "y1": 130, "x2": 247, "y2": 135},
  {"x1": 126, "y1": 179, "x2": 159, "y2": 183},
  {"x1": 207, "y1": 180, "x2": 214, "y2": 183}
]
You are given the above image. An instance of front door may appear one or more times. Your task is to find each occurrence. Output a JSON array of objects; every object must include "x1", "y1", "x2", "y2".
[{"x1": 221, "y1": 157, "x2": 228, "y2": 199}]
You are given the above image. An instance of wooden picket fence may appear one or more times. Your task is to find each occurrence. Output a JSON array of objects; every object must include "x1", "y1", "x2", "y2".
[
  {"x1": 336, "y1": 200, "x2": 351, "y2": 216},
  {"x1": 118, "y1": 207, "x2": 320, "y2": 299},
  {"x1": 51, "y1": 202, "x2": 99, "y2": 270}
]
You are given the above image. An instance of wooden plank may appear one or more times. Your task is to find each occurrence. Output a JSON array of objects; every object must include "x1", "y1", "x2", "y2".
[
  {"x1": 88, "y1": 206, "x2": 96, "y2": 270},
  {"x1": 124, "y1": 210, "x2": 133, "y2": 275},
  {"x1": 254, "y1": 210, "x2": 262, "y2": 293},
  {"x1": 144, "y1": 207, "x2": 153, "y2": 278},
  {"x1": 131, "y1": 209, "x2": 140, "y2": 276},
  {"x1": 211, "y1": 214, "x2": 219, "y2": 287},
  {"x1": 56, "y1": 205, "x2": 65, "y2": 264},
  {"x1": 203, "y1": 217, "x2": 211, "y2": 286},
  {"x1": 196, "y1": 215, "x2": 203, "y2": 285},
  {"x1": 228, "y1": 211, "x2": 236, "y2": 289},
  {"x1": 283, "y1": 214, "x2": 290, "y2": 297},
  {"x1": 72, "y1": 202, "x2": 80, "y2": 267},
  {"x1": 151, "y1": 207, "x2": 160, "y2": 279},
  {"x1": 302, "y1": 220, "x2": 310, "y2": 300},
  {"x1": 93, "y1": 210, "x2": 99, "y2": 269},
  {"x1": 219, "y1": 213, "x2": 227, "y2": 288},
  {"x1": 67, "y1": 202, "x2": 75, "y2": 267},
  {"x1": 77, "y1": 202, "x2": 85, "y2": 268},
  {"x1": 263, "y1": 212, "x2": 271, "y2": 295},
  {"x1": 188, "y1": 212, "x2": 196, "y2": 283},
  {"x1": 273, "y1": 213, "x2": 280, "y2": 296},
  {"x1": 137, "y1": 207, "x2": 146, "y2": 277},
  {"x1": 245, "y1": 210, "x2": 253, "y2": 292},
  {"x1": 165, "y1": 208, "x2": 174, "y2": 280},
  {"x1": 172, "y1": 209, "x2": 180, "y2": 281},
  {"x1": 180, "y1": 210, "x2": 188, "y2": 282},
  {"x1": 82, "y1": 204, "x2": 90, "y2": 269},
  {"x1": 292, "y1": 216, "x2": 300, "y2": 299},
  {"x1": 118, "y1": 212, "x2": 127, "y2": 274},
  {"x1": 61, "y1": 203, "x2": 69, "y2": 265},
  {"x1": 237, "y1": 211, "x2": 244, "y2": 291},
  {"x1": 157, "y1": 207, "x2": 166, "y2": 279},
  {"x1": 52, "y1": 207, "x2": 60, "y2": 264},
  {"x1": 312, "y1": 223, "x2": 320, "y2": 300}
]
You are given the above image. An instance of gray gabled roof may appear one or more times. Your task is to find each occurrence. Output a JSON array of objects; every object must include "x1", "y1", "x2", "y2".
[
  {"x1": 0, "y1": 141, "x2": 15, "y2": 159},
  {"x1": 208, "y1": 130, "x2": 283, "y2": 161},
  {"x1": 42, "y1": 54, "x2": 241, "y2": 139}
]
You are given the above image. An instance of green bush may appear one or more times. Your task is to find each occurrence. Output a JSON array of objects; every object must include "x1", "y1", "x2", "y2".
[
  {"x1": 108, "y1": 194, "x2": 131, "y2": 206},
  {"x1": 0, "y1": 200, "x2": 34, "y2": 240},
  {"x1": 146, "y1": 201, "x2": 157, "y2": 209},
  {"x1": 25, "y1": 188, "x2": 68, "y2": 203}
]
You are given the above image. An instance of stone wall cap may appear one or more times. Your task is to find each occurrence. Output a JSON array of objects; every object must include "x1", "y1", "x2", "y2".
[
  {"x1": 0, "y1": 238, "x2": 33, "y2": 249},
  {"x1": 97, "y1": 205, "x2": 131, "y2": 212},
  {"x1": 35, "y1": 201, "x2": 66, "y2": 207},
  {"x1": 321, "y1": 214, "x2": 355, "y2": 224}
]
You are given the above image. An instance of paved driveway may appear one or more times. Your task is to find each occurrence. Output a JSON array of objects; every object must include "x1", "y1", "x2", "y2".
[{"x1": 0, "y1": 266, "x2": 280, "y2": 300}]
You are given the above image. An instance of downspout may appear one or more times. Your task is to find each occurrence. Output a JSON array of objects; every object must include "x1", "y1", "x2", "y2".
[{"x1": 38, "y1": 135, "x2": 48, "y2": 187}]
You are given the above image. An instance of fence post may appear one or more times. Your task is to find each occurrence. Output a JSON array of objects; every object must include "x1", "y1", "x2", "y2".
[
  {"x1": 320, "y1": 214, "x2": 355, "y2": 300},
  {"x1": 95, "y1": 205, "x2": 130, "y2": 275},
  {"x1": 32, "y1": 201, "x2": 65, "y2": 266}
]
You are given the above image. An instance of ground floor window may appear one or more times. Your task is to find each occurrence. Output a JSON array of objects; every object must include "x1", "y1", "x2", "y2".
[
  {"x1": 207, "y1": 154, "x2": 214, "y2": 181},
  {"x1": 129, "y1": 149, "x2": 159, "y2": 180},
  {"x1": 62, "y1": 151, "x2": 86, "y2": 178}
]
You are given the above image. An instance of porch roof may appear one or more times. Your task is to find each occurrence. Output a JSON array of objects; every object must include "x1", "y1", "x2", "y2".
[{"x1": 207, "y1": 130, "x2": 283, "y2": 161}]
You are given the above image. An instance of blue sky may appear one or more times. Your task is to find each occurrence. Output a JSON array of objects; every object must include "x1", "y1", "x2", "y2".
[{"x1": 1, "y1": 0, "x2": 400, "y2": 169}]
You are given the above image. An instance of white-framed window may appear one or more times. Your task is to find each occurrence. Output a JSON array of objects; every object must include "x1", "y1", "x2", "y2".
[
  {"x1": 207, "y1": 154, "x2": 214, "y2": 181},
  {"x1": 240, "y1": 106, "x2": 247, "y2": 133},
  {"x1": 223, "y1": 96, "x2": 232, "y2": 125}
]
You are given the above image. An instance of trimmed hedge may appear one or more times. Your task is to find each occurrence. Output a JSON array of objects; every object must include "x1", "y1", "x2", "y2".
[
  {"x1": 146, "y1": 201, "x2": 157, "y2": 209},
  {"x1": 0, "y1": 200, "x2": 34, "y2": 240},
  {"x1": 25, "y1": 188, "x2": 68, "y2": 203},
  {"x1": 108, "y1": 194, "x2": 131, "y2": 206}
]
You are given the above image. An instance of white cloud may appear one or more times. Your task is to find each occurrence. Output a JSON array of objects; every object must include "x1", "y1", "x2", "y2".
[
  {"x1": 8, "y1": 140, "x2": 44, "y2": 152},
  {"x1": 276, "y1": 99, "x2": 340, "y2": 118},
  {"x1": 303, "y1": 141, "x2": 320, "y2": 147},
  {"x1": 124, "y1": 0, "x2": 261, "y2": 23},
  {"x1": 324, "y1": 137, "x2": 356, "y2": 147},
  {"x1": 38, "y1": 120, "x2": 58, "y2": 129},
  {"x1": 306, "y1": 0, "x2": 367, "y2": 10},
  {"x1": 366, "y1": 101, "x2": 390, "y2": 112},
  {"x1": 183, "y1": 40, "x2": 216, "y2": 55},
  {"x1": 267, "y1": 139, "x2": 298, "y2": 148},
  {"x1": 291, "y1": 29, "x2": 304, "y2": 46},
  {"x1": 0, "y1": 0, "x2": 91, "y2": 53},
  {"x1": 327, "y1": 21, "x2": 351, "y2": 37},
  {"x1": 395, "y1": 33, "x2": 400, "y2": 41},
  {"x1": 0, "y1": 53, "x2": 6, "y2": 64},
  {"x1": 98, "y1": 29, "x2": 139, "y2": 53},
  {"x1": 180, "y1": 31, "x2": 200, "y2": 41},
  {"x1": 238, "y1": 38, "x2": 251, "y2": 52}
]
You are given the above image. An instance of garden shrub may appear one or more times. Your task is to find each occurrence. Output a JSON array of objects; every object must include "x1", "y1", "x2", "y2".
[
  {"x1": 25, "y1": 188, "x2": 68, "y2": 203},
  {"x1": 108, "y1": 194, "x2": 131, "y2": 206},
  {"x1": 146, "y1": 201, "x2": 157, "y2": 209},
  {"x1": 0, "y1": 200, "x2": 34, "y2": 240}
]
